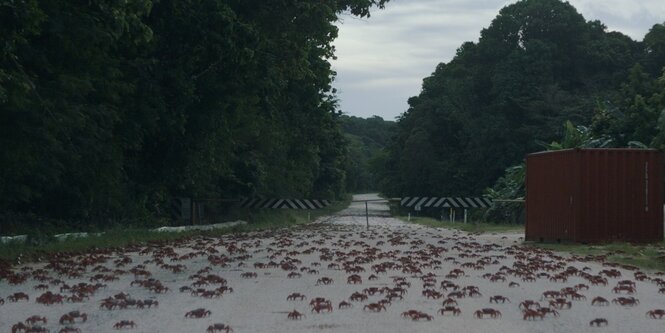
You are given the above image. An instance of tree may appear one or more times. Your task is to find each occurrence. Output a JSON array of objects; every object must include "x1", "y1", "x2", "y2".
[
  {"x1": 643, "y1": 23, "x2": 665, "y2": 76},
  {"x1": 380, "y1": 0, "x2": 640, "y2": 198},
  {"x1": 0, "y1": 0, "x2": 390, "y2": 232},
  {"x1": 591, "y1": 64, "x2": 661, "y2": 146},
  {"x1": 0, "y1": 0, "x2": 153, "y2": 220},
  {"x1": 485, "y1": 120, "x2": 612, "y2": 223},
  {"x1": 340, "y1": 115, "x2": 395, "y2": 193}
]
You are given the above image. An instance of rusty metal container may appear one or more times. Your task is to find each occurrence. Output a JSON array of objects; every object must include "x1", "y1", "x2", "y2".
[{"x1": 526, "y1": 148, "x2": 663, "y2": 243}]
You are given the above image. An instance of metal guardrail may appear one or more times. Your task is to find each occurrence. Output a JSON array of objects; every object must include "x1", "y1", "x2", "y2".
[{"x1": 171, "y1": 196, "x2": 524, "y2": 226}]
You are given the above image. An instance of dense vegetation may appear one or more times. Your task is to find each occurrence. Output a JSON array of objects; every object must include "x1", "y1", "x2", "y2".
[
  {"x1": 341, "y1": 115, "x2": 394, "y2": 193},
  {"x1": 380, "y1": 0, "x2": 665, "y2": 203},
  {"x1": 3, "y1": 0, "x2": 663, "y2": 232},
  {"x1": 0, "y1": 0, "x2": 389, "y2": 233}
]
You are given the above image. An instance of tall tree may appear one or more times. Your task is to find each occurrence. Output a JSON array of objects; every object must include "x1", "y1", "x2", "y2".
[
  {"x1": 341, "y1": 115, "x2": 395, "y2": 193},
  {"x1": 0, "y1": 0, "x2": 389, "y2": 231},
  {"x1": 643, "y1": 23, "x2": 665, "y2": 76},
  {"x1": 381, "y1": 0, "x2": 642, "y2": 197}
]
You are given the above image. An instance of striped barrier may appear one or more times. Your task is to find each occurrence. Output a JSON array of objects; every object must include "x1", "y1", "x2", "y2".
[
  {"x1": 239, "y1": 198, "x2": 331, "y2": 210},
  {"x1": 400, "y1": 197, "x2": 492, "y2": 209},
  {"x1": 170, "y1": 197, "x2": 192, "y2": 221}
]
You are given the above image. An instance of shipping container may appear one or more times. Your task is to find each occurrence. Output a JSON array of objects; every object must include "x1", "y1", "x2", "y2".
[{"x1": 526, "y1": 148, "x2": 663, "y2": 243}]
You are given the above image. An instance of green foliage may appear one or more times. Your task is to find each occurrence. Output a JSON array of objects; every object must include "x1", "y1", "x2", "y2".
[
  {"x1": 340, "y1": 115, "x2": 395, "y2": 193},
  {"x1": 0, "y1": 196, "x2": 351, "y2": 262},
  {"x1": 0, "y1": 228, "x2": 199, "y2": 262},
  {"x1": 540, "y1": 121, "x2": 613, "y2": 150},
  {"x1": 400, "y1": 216, "x2": 524, "y2": 234},
  {"x1": 341, "y1": 115, "x2": 395, "y2": 146},
  {"x1": 0, "y1": 1, "x2": 388, "y2": 234},
  {"x1": 484, "y1": 165, "x2": 525, "y2": 224},
  {"x1": 380, "y1": 0, "x2": 663, "y2": 202},
  {"x1": 590, "y1": 64, "x2": 661, "y2": 146},
  {"x1": 643, "y1": 23, "x2": 665, "y2": 76},
  {"x1": 486, "y1": 120, "x2": 617, "y2": 223}
]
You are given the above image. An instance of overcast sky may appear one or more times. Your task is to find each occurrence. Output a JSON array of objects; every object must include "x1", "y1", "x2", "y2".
[{"x1": 332, "y1": 0, "x2": 665, "y2": 120}]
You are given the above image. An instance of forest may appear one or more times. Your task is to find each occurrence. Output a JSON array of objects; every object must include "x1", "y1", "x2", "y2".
[
  {"x1": 2, "y1": 0, "x2": 665, "y2": 232},
  {"x1": 379, "y1": 0, "x2": 665, "y2": 210},
  {"x1": 0, "y1": 0, "x2": 388, "y2": 233},
  {"x1": 342, "y1": 115, "x2": 394, "y2": 193}
]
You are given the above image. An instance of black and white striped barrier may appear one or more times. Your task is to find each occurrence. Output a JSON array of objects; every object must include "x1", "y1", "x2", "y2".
[
  {"x1": 400, "y1": 197, "x2": 492, "y2": 209},
  {"x1": 400, "y1": 196, "x2": 493, "y2": 223},
  {"x1": 239, "y1": 198, "x2": 331, "y2": 210}
]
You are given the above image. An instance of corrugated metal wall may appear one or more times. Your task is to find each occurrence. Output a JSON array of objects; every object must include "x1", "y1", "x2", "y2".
[
  {"x1": 526, "y1": 149, "x2": 663, "y2": 243},
  {"x1": 526, "y1": 150, "x2": 577, "y2": 242}
]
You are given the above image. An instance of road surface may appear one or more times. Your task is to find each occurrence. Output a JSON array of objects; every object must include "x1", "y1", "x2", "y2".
[{"x1": 0, "y1": 193, "x2": 662, "y2": 332}]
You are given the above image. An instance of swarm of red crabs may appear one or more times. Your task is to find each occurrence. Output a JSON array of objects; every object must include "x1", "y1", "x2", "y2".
[{"x1": 2, "y1": 221, "x2": 665, "y2": 333}]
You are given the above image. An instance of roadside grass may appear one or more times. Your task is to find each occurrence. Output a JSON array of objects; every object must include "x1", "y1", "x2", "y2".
[
  {"x1": 0, "y1": 228, "x2": 199, "y2": 262},
  {"x1": 402, "y1": 215, "x2": 665, "y2": 271},
  {"x1": 528, "y1": 241, "x2": 665, "y2": 272},
  {"x1": 399, "y1": 216, "x2": 524, "y2": 233},
  {"x1": 0, "y1": 195, "x2": 351, "y2": 263}
]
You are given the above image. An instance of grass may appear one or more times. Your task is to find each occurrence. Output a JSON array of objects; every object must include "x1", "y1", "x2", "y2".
[
  {"x1": 6, "y1": 198, "x2": 663, "y2": 273},
  {"x1": 0, "y1": 195, "x2": 351, "y2": 263},
  {"x1": 401, "y1": 215, "x2": 665, "y2": 271},
  {"x1": 528, "y1": 241, "x2": 665, "y2": 271},
  {"x1": 0, "y1": 228, "x2": 199, "y2": 262},
  {"x1": 399, "y1": 216, "x2": 524, "y2": 233}
]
